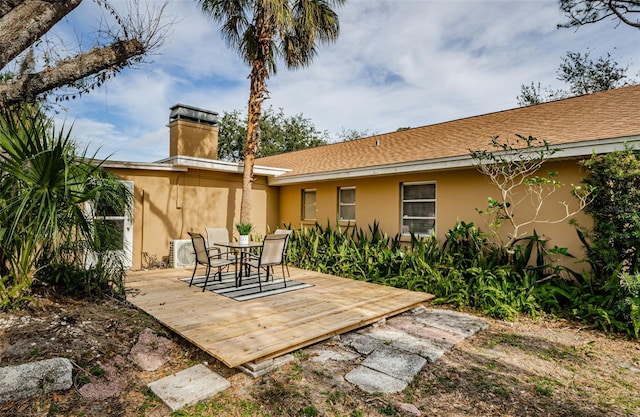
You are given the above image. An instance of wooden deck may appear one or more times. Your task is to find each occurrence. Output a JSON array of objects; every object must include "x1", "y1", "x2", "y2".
[{"x1": 125, "y1": 266, "x2": 433, "y2": 368}]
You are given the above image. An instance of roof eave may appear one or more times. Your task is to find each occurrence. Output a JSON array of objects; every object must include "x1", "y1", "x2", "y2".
[
  {"x1": 154, "y1": 155, "x2": 291, "y2": 176},
  {"x1": 268, "y1": 135, "x2": 640, "y2": 186}
]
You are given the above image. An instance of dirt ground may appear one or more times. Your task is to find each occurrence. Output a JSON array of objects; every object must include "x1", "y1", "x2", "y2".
[{"x1": 1, "y1": 293, "x2": 639, "y2": 417}]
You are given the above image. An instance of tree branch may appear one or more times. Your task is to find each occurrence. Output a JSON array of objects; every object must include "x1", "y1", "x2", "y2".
[
  {"x1": 0, "y1": 0, "x2": 83, "y2": 70},
  {"x1": 0, "y1": 39, "x2": 145, "y2": 105}
]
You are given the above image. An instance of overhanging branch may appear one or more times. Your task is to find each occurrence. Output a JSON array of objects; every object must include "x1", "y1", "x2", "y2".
[
  {"x1": 0, "y1": 39, "x2": 145, "y2": 105},
  {"x1": 0, "y1": 0, "x2": 83, "y2": 70}
]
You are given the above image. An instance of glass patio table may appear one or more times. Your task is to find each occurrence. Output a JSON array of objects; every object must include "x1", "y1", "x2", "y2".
[{"x1": 214, "y1": 241, "x2": 263, "y2": 286}]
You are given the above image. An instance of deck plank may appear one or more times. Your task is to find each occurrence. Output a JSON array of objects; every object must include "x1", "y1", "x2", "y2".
[{"x1": 126, "y1": 267, "x2": 433, "y2": 368}]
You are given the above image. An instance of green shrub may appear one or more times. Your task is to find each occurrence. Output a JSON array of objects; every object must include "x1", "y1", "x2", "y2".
[
  {"x1": 287, "y1": 220, "x2": 639, "y2": 337},
  {"x1": 0, "y1": 106, "x2": 131, "y2": 307}
]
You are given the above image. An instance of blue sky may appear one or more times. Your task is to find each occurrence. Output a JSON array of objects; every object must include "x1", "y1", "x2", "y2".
[{"x1": 45, "y1": 0, "x2": 640, "y2": 162}]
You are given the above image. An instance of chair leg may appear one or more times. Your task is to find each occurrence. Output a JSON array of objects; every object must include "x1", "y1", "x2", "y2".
[
  {"x1": 201, "y1": 264, "x2": 211, "y2": 292},
  {"x1": 189, "y1": 263, "x2": 198, "y2": 287},
  {"x1": 257, "y1": 267, "x2": 262, "y2": 292}
]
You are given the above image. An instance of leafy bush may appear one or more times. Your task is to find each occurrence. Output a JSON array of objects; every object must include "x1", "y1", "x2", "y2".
[
  {"x1": 0, "y1": 106, "x2": 131, "y2": 307},
  {"x1": 580, "y1": 146, "x2": 640, "y2": 276},
  {"x1": 287, "y1": 220, "x2": 639, "y2": 336}
]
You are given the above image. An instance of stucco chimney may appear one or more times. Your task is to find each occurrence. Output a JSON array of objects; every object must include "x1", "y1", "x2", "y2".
[{"x1": 169, "y1": 104, "x2": 219, "y2": 159}]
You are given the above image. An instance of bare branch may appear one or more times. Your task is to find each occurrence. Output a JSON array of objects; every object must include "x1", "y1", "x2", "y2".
[
  {"x1": 0, "y1": 0, "x2": 173, "y2": 105},
  {"x1": 0, "y1": 39, "x2": 145, "y2": 105},
  {"x1": 471, "y1": 135, "x2": 592, "y2": 246},
  {"x1": 559, "y1": 0, "x2": 640, "y2": 29},
  {"x1": 0, "y1": 0, "x2": 83, "y2": 70}
]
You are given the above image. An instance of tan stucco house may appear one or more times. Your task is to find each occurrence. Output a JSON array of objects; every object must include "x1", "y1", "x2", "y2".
[{"x1": 105, "y1": 85, "x2": 640, "y2": 270}]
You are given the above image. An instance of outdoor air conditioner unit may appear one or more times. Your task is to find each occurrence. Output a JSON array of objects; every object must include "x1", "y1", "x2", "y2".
[{"x1": 169, "y1": 239, "x2": 196, "y2": 268}]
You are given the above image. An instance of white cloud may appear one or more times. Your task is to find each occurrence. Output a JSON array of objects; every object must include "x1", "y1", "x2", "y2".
[{"x1": 50, "y1": 0, "x2": 640, "y2": 161}]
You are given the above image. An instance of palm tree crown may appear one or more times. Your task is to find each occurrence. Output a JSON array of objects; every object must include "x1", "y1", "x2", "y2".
[
  {"x1": 199, "y1": 0, "x2": 344, "y2": 224},
  {"x1": 201, "y1": 0, "x2": 343, "y2": 74}
]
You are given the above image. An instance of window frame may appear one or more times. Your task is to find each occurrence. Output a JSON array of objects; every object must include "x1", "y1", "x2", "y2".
[
  {"x1": 301, "y1": 189, "x2": 317, "y2": 221},
  {"x1": 401, "y1": 181, "x2": 436, "y2": 236},
  {"x1": 338, "y1": 186, "x2": 356, "y2": 222}
]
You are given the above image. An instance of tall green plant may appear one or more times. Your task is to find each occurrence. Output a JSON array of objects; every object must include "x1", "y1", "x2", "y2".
[
  {"x1": 580, "y1": 146, "x2": 640, "y2": 276},
  {"x1": 0, "y1": 106, "x2": 130, "y2": 307}
]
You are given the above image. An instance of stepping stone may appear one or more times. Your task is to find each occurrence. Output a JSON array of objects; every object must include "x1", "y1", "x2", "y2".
[
  {"x1": 148, "y1": 364, "x2": 229, "y2": 411},
  {"x1": 361, "y1": 345, "x2": 427, "y2": 383},
  {"x1": 387, "y1": 315, "x2": 465, "y2": 346},
  {"x1": 413, "y1": 309, "x2": 489, "y2": 337},
  {"x1": 340, "y1": 332, "x2": 386, "y2": 355},
  {"x1": 359, "y1": 324, "x2": 448, "y2": 362},
  {"x1": 345, "y1": 366, "x2": 407, "y2": 394},
  {"x1": 307, "y1": 347, "x2": 360, "y2": 363}
]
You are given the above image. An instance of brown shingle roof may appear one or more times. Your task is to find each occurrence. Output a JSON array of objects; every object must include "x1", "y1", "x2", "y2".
[{"x1": 256, "y1": 85, "x2": 640, "y2": 178}]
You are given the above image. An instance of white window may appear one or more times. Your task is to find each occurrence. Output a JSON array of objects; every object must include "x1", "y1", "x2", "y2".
[
  {"x1": 302, "y1": 189, "x2": 316, "y2": 220},
  {"x1": 401, "y1": 182, "x2": 435, "y2": 236},
  {"x1": 338, "y1": 187, "x2": 356, "y2": 221}
]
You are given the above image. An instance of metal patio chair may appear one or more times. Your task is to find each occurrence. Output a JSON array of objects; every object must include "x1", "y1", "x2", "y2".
[
  {"x1": 245, "y1": 233, "x2": 288, "y2": 289},
  {"x1": 188, "y1": 232, "x2": 235, "y2": 292},
  {"x1": 274, "y1": 228, "x2": 293, "y2": 278},
  {"x1": 205, "y1": 227, "x2": 237, "y2": 263}
]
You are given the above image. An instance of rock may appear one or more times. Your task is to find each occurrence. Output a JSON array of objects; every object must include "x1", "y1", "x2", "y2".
[
  {"x1": 0, "y1": 358, "x2": 72, "y2": 403},
  {"x1": 398, "y1": 402, "x2": 422, "y2": 416},
  {"x1": 78, "y1": 356, "x2": 127, "y2": 401},
  {"x1": 128, "y1": 328, "x2": 175, "y2": 371}
]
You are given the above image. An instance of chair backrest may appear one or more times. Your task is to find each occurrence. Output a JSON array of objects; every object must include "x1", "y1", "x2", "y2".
[
  {"x1": 260, "y1": 234, "x2": 287, "y2": 266},
  {"x1": 188, "y1": 232, "x2": 208, "y2": 265},
  {"x1": 205, "y1": 227, "x2": 230, "y2": 250},
  {"x1": 274, "y1": 229, "x2": 293, "y2": 251}
]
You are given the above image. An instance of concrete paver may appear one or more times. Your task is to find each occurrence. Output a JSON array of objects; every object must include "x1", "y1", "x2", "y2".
[
  {"x1": 345, "y1": 365, "x2": 409, "y2": 394},
  {"x1": 361, "y1": 345, "x2": 427, "y2": 383},
  {"x1": 414, "y1": 308, "x2": 489, "y2": 337},
  {"x1": 148, "y1": 364, "x2": 230, "y2": 411},
  {"x1": 146, "y1": 306, "x2": 490, "y2": 406},
  {"x1": 339, "y1": 306, "x2": 489, "y2": 393}
]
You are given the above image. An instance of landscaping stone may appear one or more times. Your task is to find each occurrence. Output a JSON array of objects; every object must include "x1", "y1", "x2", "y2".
[
  {"x1": 413, "y1": 309, "x2": 489, "y2": 337},
  {"x1": 398, "y1": 402, "x2": 422, "y2": 416},
  {"x1": 78, "y1": 355, "x2": 127, "y2": 401},
  {"x1": 307, "y1": 347, "x2": 360, "y2": 363},
  {"x1": 148, "y1": 364, "x2": 230, "y2": 411},
  {"x1": 361, "y1": 345, "x2": 427, "y2": 383},
  {"x1": 0, "y1": 357, "x2": 72, "y2": 403},
  {"x1": 387, "y1": 315, "x2": 465, "y2": 346},
  {"x1": 340, "y1": 332, "x2": 385, "y2": 355},
  {"x1": 345, "y1": 365, "x2": 408, "y2": 394},
  {"x1": 128, "y1": 327, "x2": 175, "y2": 371},
  {"x1": 360, "y1": 324, "x2": 448, "y2": 362}
]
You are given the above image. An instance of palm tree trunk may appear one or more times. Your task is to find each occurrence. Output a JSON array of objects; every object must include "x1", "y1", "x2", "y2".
[{"x1": 240, "y1": 59, "x2": 269, "y2": 224}]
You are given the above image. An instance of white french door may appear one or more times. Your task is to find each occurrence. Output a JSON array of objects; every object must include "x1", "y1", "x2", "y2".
[{"x1": 86, "y1": 180, "x2": 134, "y2": 269}]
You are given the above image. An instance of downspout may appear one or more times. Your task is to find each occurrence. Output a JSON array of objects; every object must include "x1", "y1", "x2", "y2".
[{"x1": 140, "y1": 188, "x2": 145, "y2": 269}]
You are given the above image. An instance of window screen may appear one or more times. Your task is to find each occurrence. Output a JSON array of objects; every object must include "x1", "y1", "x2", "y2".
[
  {"x1": 401, "y1": 183, "x2": 435, "y2": 235},
  {"x1": 302, "y1": 189, "x2": 316, "y2": 220},
  {"x1": 338, "y1": 187, "x2": 356, "y2": 221}
]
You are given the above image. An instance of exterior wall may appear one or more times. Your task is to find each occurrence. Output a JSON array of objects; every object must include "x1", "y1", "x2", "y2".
[
  {"x1": 279, "y1": 159, "x2": 591, "y2": 267},
  {"x1": 107, "y1": 167, "x2": 279, "y2": 270}
]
